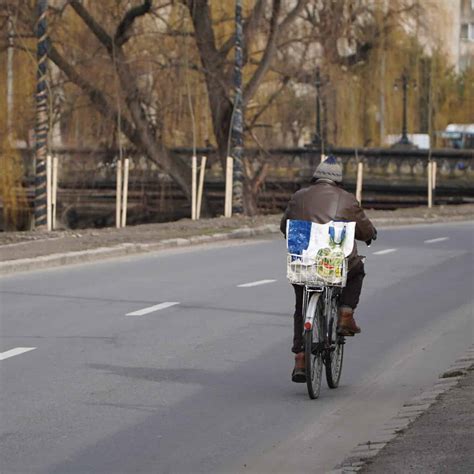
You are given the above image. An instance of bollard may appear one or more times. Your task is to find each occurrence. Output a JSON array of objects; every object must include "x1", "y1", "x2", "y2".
[
  {"x1": 121, "y1": 158, "x2": 130, "y2": 227},
  {"x1": 356, "y1": 161, "x2": 364, "y2": 204},
  {"x1": 116, "y1": 159, "x2": 122, "y2": 228},
  {"x1": 52, "y1": 156, "x2": 58, "y2": 230},
  {"x1": 427, "y1": 161, "x2": 433, "y2": 209},
  {"x1": 225, "y1": 156, "x2": 233, "y2": 217},
  {"x1": 46, "y1": 154, "x2": 52, "y2": 231},
  {"x1": 432, "y1": 161, "x2": 437, "y2": 190},
  {"x1": 191, "y1": 155, "x2": 197, "y2": 220},
  {"x1": 197, "y1": 156, "x2": 207, "y2": 220}
]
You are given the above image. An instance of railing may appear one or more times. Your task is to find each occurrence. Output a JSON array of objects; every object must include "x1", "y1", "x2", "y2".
[{"x1": 3, "y1": 145, "x2": 473, "y2": 231}]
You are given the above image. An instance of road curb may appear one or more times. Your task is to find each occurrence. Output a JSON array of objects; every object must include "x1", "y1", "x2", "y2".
[
  {"x1": 329, "y1": 345, "x2": 474, "y2": 473},
  {"x1": 1, "y1": 216, "x2": 472, "y2": 275},
  {"x1": 0, "y1": 224, "x2": 280, "y2": 275}
]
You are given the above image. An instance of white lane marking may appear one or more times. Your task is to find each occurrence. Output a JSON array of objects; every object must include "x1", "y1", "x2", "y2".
[
  {"x1": 373, "y1": 248, "x2": 398, "y2": 255},
  {"x1": 238, "y1": 279, "x2": 276, "y2": 288},
  {"x1": 0, "y1": 347, "x2": 36, "y2": 361},
  {"x1": 126, "y1": 302, "x2": 180, "y2": 316},
  {"x1": 424, "y1": 237, "x2": 449, "y2": 244}
]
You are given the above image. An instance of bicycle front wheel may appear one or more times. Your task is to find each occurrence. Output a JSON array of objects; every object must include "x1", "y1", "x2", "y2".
[{"x1": 304, "y1": 293, "x2": 323, "y2": 399}]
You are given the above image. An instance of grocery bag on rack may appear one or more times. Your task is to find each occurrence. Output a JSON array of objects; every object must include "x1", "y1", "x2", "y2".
[
  {"x1": 287, "y1": 219, "x2": 355, "y2": 260},
  {"x1": 286, "y1": 219, "x2": 355, "y2": 283}
]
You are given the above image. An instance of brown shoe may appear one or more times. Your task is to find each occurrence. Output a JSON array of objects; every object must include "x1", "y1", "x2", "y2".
[
  {"x1": 291, "y1": 352, "x2": 306, "y2": 383},
  {"x1": 337, "y1": 307, "x2": 361, "y2": 336}
]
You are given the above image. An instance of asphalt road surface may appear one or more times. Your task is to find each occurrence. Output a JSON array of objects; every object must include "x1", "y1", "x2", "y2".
[{"x1": 1, "y1": 222, "x2": 473, "y2": 474}]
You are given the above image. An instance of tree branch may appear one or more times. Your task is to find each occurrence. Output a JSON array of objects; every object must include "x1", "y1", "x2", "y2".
[
  {"x1": 218, "y1": 0, "x2": 267, "y2": 60},
  {"x1": 242, "y1": 0, "x2": 309, "y2": 105},
  {"x1": 243, "y1": 0, "x2": 281, "y2": 105},
  {"x1": 115, "y1": 0, "x2": 152, "y2": 47},
  {"x1": 248, "y1": 75, "x2": 290, "y2": 128},
  {"x1": 279, "y1": 0, "x2": 309, "y2": 34},
  {"x1": 68, "y1": 0, "x2": 113, "y2": 53},
  {"x1": 47, "y1": 43, "x2": 138, "y2": 144}
]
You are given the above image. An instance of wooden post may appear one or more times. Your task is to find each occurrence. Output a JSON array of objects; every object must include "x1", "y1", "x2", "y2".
[
  {"x1": 196, "y1": 156, "x2": 207, "y2": 220},
  {"x1": 356, "y1": 161, "x2": 364, "y2": 204},
  {"x1": 427, "y1": 161, "x2": 433, "y2": 209},
  {"x1": 121, "y1": 158, "x2": 130, "y2": 227},
  {"x1": 225, "y1": 156, "x2": 233, "y2": 217},
  {"x1": 52, "y1": 156, "x2": 58, "y2": 230},
  {"x1": 116, "y1": 159, "x2": 122, "y2": 228},
  {"x1": 46, "y1": 154, "x2": 52, "y2": 231},
  {"x1": 432, "y1": 160, "x2": 437, "y2": 206},
  {"x1": 191, "y1": 155, "x2": 197, "y2": 220}
]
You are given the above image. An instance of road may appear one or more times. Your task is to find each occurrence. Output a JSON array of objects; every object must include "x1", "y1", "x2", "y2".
[{"x1": 1, "y1": 222, "x2": 473, "y2": 474}]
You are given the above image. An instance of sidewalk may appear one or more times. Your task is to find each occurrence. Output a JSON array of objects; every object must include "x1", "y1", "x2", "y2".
[
  {"x1": 335, "y1": 347, "x2": 474, "y2": 474},
  {"x1": 361, "y1": 368, "x2": 474, "y2": 473},
  {"x1": 1, "y1": 204, "x2": 473, "y2": 274}
]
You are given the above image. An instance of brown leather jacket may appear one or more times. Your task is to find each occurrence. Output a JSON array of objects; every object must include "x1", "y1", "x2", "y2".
[{"x1": 280, "y1": 179, "x2": 376, "y2": 266}]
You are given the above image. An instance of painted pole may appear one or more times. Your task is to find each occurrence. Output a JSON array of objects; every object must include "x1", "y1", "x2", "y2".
[
  {"x1": 34, "y1": 0, "x2": 49, "y2": 229},
  {"x1": 191, "y1": 155, "x2": 197, "y2": 220},
  {"x1": 225, "y1": 156, "x2": 233, "y2": 217},
  {"x1": 116, "y1": 159, "x2": 122, "y2": 228},
  {"x1": 52, "y1": 156, "x2": 58, "y2": 230},
  {"x1": 121, "y1": 158, "x2": 130, "y2": 227},
  {"x1": 196, "y1": 156, "x2": 207, "y2": 220},
  {"x1": 356, "y1": 161, "x2": 364, "y2": 204},
  {"x1": 231, "y1": 0, "x2": 244, "y2": 215}
]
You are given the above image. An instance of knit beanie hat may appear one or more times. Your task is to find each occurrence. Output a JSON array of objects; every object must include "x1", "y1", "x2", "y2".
[{"x1": 312, "y1": 155, "x2": 343, "y2": 183}]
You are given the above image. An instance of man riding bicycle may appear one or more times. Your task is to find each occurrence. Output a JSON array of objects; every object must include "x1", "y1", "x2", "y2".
[{"x1": 280, "y1": 156, "x2": 377, "y2": 382}]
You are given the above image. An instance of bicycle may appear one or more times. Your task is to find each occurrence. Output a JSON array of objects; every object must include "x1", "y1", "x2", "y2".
[{"x1": 287, "y1": 255, "x2": 347, "y2": 399}]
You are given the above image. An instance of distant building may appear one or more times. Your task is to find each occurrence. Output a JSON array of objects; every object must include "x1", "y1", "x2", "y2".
[
  {"x1": 426, "y1": 0, "x2": 474, "y2": 72},
  {"x1": 458, "y1": 0, "x2": 474, "y2": 70}
]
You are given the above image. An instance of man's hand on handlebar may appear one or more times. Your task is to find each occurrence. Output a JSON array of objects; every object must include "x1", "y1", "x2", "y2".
[{"x1": 366, "y1": 228, "x2": 377, "y2": 247}]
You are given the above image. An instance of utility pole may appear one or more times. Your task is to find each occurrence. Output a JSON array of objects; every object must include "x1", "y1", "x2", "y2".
[
  {"x1": 35, "y1": 0, "x2": 49, "y2": 229},
  {"x1": 231, "y1": 0, "x2": 244, "y2": 215}
]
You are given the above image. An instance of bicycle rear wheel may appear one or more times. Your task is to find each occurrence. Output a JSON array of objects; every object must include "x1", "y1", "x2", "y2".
[
  {"x1": 304, "y1": 293, "x2": 323, "y2": 399},
  {"x1": 325, "y1": 299, "x2": 344, "y2": 389}
]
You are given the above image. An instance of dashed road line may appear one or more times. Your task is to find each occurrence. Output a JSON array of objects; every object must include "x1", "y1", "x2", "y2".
[
  {"x1": 238, "y1": 279, "x2": 276, "y2": 288},
  {"x1": 126, "y1": 302, "x2": 180, "y2": 316},
  {"x1": 0, "y1": 347, "x2": 36, "y2": 361},
  {"x1": 373, "y1": 248, "x2": 398, "y2": 255},
  {"x1": 424, "y1": 237, "x2": 449, "y2": 244}
]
